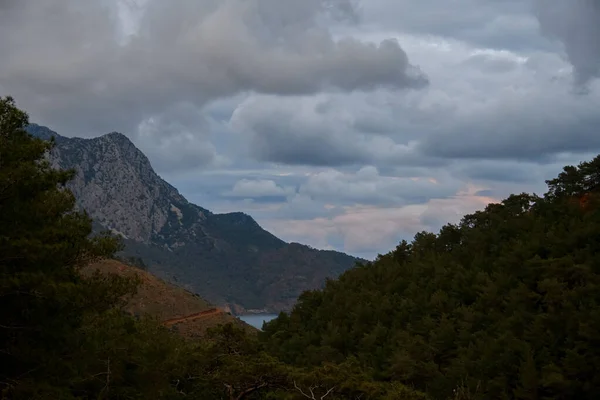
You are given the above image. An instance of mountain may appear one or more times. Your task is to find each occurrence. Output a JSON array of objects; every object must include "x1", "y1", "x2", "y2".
[{"x1": 28, "y1": 124, "x2": 361, "y2": 313}]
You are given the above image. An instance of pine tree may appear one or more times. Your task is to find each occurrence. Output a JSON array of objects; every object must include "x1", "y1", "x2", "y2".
[{"x1": 0, "y1": 96, "x2": 127, "y2": 398}]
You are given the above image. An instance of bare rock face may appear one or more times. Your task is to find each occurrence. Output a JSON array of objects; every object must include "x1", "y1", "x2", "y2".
[
  {"x1": 66, "y1": 133, "x2": 172, "y2": 242},
  {"x1": 33, "y1": 125, "x2": 208, "y2": 244},
  {"x1": 28, "y1": 124, "x2": 362, "y2": 313}
]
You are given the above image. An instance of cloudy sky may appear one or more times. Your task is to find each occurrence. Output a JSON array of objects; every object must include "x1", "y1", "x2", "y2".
[{"x1": 1, "y1": 0, "x2": 599, "y2": 259}]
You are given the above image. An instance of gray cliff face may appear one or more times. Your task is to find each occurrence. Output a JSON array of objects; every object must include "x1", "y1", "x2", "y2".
[
  {"x1": 30, "y1": 125, "x2": 208, "y2": 243},
  {"x1": 27, "y1": 124, "x2": 362, "y2": 312}
]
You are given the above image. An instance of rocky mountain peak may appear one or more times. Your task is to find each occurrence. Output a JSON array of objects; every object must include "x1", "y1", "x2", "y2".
[
  {"x1": 29, "y1": 124, "x2": 362, "y2": 312},
  {"x1": 104, "y1": 131, "x2": 131, "y2": 142},
  {"x1": 28, "y1": 125, "x2": 198, "y2": 243}
]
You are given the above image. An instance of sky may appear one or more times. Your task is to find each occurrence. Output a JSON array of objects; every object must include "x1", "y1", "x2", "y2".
[{"x1": 1, "y1": 0, "x2": 600, "y2": 260}]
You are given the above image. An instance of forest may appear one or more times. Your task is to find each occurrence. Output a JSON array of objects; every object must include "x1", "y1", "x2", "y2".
[{"x1": 1, "y1": 95, "x2": 599, "y2": 399}]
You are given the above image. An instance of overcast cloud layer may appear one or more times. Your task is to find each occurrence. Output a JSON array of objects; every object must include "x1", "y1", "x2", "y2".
[{"x1": 1, "y1": 0, "x2": 599, "y2": 259}]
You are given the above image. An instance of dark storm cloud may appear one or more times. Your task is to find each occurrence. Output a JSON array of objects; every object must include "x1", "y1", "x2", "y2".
[
  {"x1": 231, "y1": 96, "x2": 373, "y2": 166},
  {"x1": 250, "y1": 127, "x2": 371, "y2": 167},
  {"x1": 229, "y1": 92, "x2": 443, "y2": 168},
  {"x1": 0, "y1": 0, "x2": 426, "y2": 138},
  {"x1": 534, "y1": 0, "x2": 600, "y2": 86},
  {"x1": 231, "y1": 60, "x2": 600, "y2": 169},
  {"x1": 419, "y1": 96, "x2": 600, "y2": 161}
]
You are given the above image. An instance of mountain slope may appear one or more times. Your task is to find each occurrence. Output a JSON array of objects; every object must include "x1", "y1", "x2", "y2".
[
  {"x1": 28, "y1": 124, "x2": 361, "y2": 312},
  {"x1": 260, "y1": 156, "x2": 600, "y2": 399},
  {"x1": 83, "y1": 259, "x2": 252, "y2": 338}
]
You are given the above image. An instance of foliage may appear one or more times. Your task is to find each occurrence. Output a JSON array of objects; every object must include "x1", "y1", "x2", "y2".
[
  {"x1": 0, "y1": 96, "x2": 130, "y2": 397},
  {"x1": 261, "y1": 156, "x2": 600, "y2": 399}
]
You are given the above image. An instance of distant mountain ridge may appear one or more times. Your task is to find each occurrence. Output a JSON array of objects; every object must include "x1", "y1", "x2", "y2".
[{"x1": 28, "y1": 124, "x2": 361, "y2": 313}]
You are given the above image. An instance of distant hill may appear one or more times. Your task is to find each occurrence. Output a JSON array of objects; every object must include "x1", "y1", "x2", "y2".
[
  {"x1": 83, "y1": 259, "x2": 252, "y2": 337},
  {"x1": 28, "y1": 124, "x2": 362, "y2": 313}
]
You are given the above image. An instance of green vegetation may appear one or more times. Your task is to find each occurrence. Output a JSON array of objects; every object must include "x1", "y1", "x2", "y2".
[
  {"x1": 3, "y1": 95, "x2": 600, "y2": 399},
  {"x1": 261, "y1": 157, "x2": 600, "y2": 399}
]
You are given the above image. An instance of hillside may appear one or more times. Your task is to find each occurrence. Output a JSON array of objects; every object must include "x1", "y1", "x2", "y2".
[
  {"x1": 261, "y1": 156, "x2": 600, "y2": 400},
  {"x1": 27, "y1": 124, "x2": 362, "y2": 313},
  {"x1": 82, "y1": 259, "x2": 252, "y2": 337}
]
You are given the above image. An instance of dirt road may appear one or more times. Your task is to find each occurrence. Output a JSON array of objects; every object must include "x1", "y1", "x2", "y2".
[{"x1": 163, "y1": 308, "x2": 224, "y2": 326}]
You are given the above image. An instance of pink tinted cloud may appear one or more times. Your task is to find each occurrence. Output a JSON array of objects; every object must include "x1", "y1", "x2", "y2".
[{"x1": 263, "y1": 184, "x2": 498, "y2": 257}]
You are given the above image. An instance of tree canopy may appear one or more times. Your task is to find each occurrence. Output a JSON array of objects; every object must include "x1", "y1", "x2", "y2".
[{"x1": 261, "y1": 157, "x2": 600, "y2": 400}]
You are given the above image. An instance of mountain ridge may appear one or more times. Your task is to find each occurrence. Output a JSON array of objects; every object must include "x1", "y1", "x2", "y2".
[{"x1": 27, "y1": 124, "x2": 362, "y2": 313}]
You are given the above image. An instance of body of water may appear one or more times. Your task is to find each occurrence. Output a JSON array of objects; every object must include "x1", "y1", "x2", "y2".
[{"x1": 238, "y1": 314, "x2": 278, "y2": 330}]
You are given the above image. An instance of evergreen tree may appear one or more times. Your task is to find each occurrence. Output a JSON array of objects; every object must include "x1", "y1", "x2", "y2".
[
  {"x1": 0, "y1": 96, "x2": 130, "y2": 398},
  {"x1": 262, "y1": 156, "x2": 600, "y2": 400}
]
